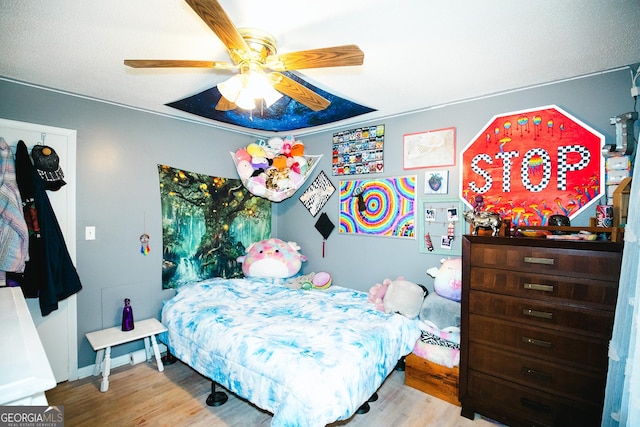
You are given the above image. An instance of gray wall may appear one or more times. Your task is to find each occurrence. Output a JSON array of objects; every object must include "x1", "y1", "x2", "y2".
[
  {"x1": 280, "y1": 68, "x2": 635, "y2": 288},
  {"x1": 0, "y1": 66, "x2": 634, "y2": 368}
]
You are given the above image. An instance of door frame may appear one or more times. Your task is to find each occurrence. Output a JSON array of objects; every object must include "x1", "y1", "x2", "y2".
[{"x1": 0, "y1": 118, "x2": 78, "y2": 381}]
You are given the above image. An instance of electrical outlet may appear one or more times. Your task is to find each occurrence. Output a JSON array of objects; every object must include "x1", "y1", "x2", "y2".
[
  {"x1": 632, "y1": 86, "x2": 639, "y2": 97},
  {"x1": 85, "y1": 226, "x2": 96, "y2": 240}
]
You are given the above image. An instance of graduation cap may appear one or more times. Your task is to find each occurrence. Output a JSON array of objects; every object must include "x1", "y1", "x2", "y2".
[{"x1": 314, "y1": 212, "x2": 335, "y2": 257}]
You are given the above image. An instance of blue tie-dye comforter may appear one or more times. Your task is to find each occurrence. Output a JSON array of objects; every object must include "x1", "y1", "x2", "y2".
[{"x1": 159, "y1": 278, "x2": 421, "y2": 427}]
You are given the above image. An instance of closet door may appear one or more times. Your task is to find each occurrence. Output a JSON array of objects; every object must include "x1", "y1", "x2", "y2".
[{"x1": 0, "y1": 118, "x2": 78, "y2": 383}]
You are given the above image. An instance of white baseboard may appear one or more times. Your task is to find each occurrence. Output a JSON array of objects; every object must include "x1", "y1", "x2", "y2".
[{"x1": 77, "y1": 343, "x2": 167, "y2": 379}]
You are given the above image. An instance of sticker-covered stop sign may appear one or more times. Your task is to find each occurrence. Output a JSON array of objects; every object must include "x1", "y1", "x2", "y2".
[{"x1": 460, "y1": 105, "x2": 605, "y2": 226}]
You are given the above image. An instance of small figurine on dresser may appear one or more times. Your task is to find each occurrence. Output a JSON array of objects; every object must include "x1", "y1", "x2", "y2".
[
  {"x1": 464, "y1": 194, "x2": 503, "y2": 237},
  {"x1": 462, "y1": 209, "x2": 502, "y2": 236}
]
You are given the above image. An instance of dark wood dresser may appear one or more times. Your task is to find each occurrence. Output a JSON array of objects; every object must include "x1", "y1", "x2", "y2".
[{"x1": 460, "y1": 235, "x2": 623, "y2": 427}]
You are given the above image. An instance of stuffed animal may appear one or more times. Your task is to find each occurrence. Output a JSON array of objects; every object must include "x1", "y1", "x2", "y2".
[
  {"x1": 234, "y1": 148, "x2": 251, "y2": 163},
  {"x1": 311, "y1": 271, "x2": 332, "y2": 289},
  {"x1": 381, "y1": 277, "x2": 427, "y2": 319},
  {"x1": 285, "y1": 272, "x2": 315, "y2": 290},
  {"x1": 236, "y1": 160, "x2": 254, "y2": 180},
  {"x1": 427, "y1": 258, "x2": 462, "y2": 302},
  {"x1": 265, "y1": 168, "x2": 292, "y2": 191},
  {"x1": 419, "y1": 292, "x2": 461, "y2": 329},
  {"x1": 272, "y1": 155, "x2": 288, "y2": 171},
  {"x1": 292, "y1": 156, "x2": 307, "y2": 175},
  {"x1": 246, "y1": 142, "x2": 266, "y2": 158},
  {"x1": 251, "y1": 156, "x2": 269, "y2": 171},
  {"x1": 291, "y1": 141, "x2": 304, "y2": 157},
  {"x1": 266, "y1": 137, "x2": 284, "y2": 156},
  {"x1": 285, "y1": 271, "x2": 332, "y2": 290},
  {"x1": 367, "y1": 280, "x2": 390, "y2": 311},
  {"x1": 237, "y1": 238, "x2": 307, "y2": 279}
]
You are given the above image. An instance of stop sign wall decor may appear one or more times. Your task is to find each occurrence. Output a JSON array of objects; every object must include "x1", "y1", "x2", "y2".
[{"x1": 460, "y1": 105, "x2": 605, "y2": 226}]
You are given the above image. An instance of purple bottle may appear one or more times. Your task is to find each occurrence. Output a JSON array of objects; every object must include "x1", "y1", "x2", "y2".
[{"x1": 122, "y1": 298, "x2": 135, "y2": 331}]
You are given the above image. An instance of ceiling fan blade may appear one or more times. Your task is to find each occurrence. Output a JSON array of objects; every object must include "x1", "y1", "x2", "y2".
[
  {"x1": 266, "y1": 45, "x2": 364, "y2": 71},
  {"x1": 185, "y1": 0, "x2": 250, "y2": 52},
  {"x1": 215, "y1": 96, "x2": 236, "y2": 111},
  {"x1": 124, "y1": 59, "x2": 234, "y2": 69},
  {"x1": 267, "y1": 72, "x2": 330, "y2": 111}
]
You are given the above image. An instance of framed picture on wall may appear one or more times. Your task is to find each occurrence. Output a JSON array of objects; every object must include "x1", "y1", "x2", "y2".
[
  {"x1": 338, "y1": 175, "x2": 416, "y2": 239},
  {"x1": 424, "y1": 170, "x2": 448, "y2": 194},
  {"x1": 299, "y1": 170, "x2": 336, "y2": 217},
  {"x1": 403, "y1": 127, "x2": 456, "y2": 169}
]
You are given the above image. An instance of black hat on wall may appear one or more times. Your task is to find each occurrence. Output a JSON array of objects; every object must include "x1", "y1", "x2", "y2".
[{"x1": 31, "y1": 145, "x2": 66, "y2": 191}]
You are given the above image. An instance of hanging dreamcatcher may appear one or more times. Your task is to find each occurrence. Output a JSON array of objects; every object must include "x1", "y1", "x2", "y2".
[{"x1": 140, "y1": 211, "x2": 150, "y2": 255}]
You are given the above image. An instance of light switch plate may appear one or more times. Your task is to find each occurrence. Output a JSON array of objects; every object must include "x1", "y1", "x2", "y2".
[{"x1": 85, "y1": 226, "x2": 96, "y2": 240}]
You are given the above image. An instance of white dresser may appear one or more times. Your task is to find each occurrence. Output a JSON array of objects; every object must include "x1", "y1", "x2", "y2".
[{"x1": 0, "y1": 286, "x2": 56, "y2": 405}]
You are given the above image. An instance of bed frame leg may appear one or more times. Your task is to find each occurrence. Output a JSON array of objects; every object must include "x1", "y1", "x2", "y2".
[
  {"x1": 395, "y1": 356, "x2": 406, "y2": 371},
  {"x1": 356, "y1": 402, "x2": 370, "y2": 414},
  {"x1": 161, "y1": 350, "x2": 177, "y2": 365},
  {"x1": 356, "y1": 392, "x2": 378, "y2": 414},
  {"x1": 206, "y1": 381, "x2": 228, "y2": 407}
]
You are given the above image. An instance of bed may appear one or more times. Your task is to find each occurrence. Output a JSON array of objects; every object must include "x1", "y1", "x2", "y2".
[{"x1": 159, "y1": 277, "x2": 422, "y2": 427}]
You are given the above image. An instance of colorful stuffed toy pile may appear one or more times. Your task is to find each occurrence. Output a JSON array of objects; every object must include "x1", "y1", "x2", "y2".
[{"x1": 232, "y1": 135, "x2": 321, "y2": 202}]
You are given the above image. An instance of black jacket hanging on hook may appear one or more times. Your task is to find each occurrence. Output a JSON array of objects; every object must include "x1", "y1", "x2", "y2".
[{"x1": 7, "y1": 141, "x2": 82, "y2": 316}]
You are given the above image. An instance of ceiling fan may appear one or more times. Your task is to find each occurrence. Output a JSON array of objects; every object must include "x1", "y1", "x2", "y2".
[{"x1": 124, "y1": 0, "x2": 364, "y2": 112}]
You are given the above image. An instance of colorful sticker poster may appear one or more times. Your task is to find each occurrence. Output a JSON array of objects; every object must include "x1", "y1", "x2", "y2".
[
  {"x1": 460, "y1": 105, "x2": 605, "y2": 226},
  {"x1": 338, "y1": 175, "x2": 416, "y2": 239},
  {"x1": 332, "y1": 124, "x2": 385, "y2": 176}
]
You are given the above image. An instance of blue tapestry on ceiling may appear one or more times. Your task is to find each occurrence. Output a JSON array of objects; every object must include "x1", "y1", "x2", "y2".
[{"x1": 166, "y1": 71, "x2": 375, "y2": 132}]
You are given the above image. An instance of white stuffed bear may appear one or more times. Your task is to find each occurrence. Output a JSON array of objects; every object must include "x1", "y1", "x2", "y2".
[{"x1": 383, "y1": 277, "x2": 427, "y2": 319}]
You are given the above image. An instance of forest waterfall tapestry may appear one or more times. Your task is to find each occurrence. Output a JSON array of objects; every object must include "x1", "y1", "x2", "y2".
[{"x1": 158, "y1": 165, "x2": 271, "y2": 289}]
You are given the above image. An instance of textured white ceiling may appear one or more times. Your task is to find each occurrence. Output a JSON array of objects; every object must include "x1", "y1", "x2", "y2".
[{"x1": 1, "y1": 0, "x2": 639, "y2": 136}]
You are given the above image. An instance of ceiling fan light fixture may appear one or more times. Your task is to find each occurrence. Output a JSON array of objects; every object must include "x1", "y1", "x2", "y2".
[
  {"x1": 124, "y1": 0, "x2": 364, "y2": 114},
  {"x1": 246, "y1": 70, "x2": 282, "y2": 107},
  {"x1": 234, "y1": 86, "x2": 257, "y2": 110},
  {"x1": 218, "y1": 68, "x2": 282, "y2": 110},
  {"x1": 262, "y1": 85, "x2": 283, "y2": 108},
  {"x1": 218, "y1": 74, "x2": 244, "y2": 103}
]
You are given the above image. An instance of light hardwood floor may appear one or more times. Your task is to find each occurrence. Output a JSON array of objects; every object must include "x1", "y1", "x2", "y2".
[{"x1": 45, "y1": 360, "x2": 501, "y2": 427}]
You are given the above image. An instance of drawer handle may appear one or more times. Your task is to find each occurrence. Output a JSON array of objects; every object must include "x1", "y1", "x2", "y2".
[
  {"x1": 520, "y1": 397, "x2": 551, "y2": 413},
  {"x1": 524, "y1": 256, "x2": 554, "y2": 265},
  {"x1": 523, "y1": 309, "x2": 553, "y2": 320},
  {"x1": 522, "y1": 336, "x2": 552, "y2": 348},
  {"x1": 524, "y1": 283, "x2": 554, "y2": 292},
  {"x1": 522, "y1": 367, "x2": 552, "y2": 382}
]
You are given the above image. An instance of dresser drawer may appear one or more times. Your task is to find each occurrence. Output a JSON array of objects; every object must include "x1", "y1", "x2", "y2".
[
  {"x1": 465, "y1": 371, "x2": 602, "y2": 427},
  {"x1": 469, "y1": 343, "x2": 605, "y2": 405},
  {"x1": 469, "y1": 291, "x2": 614, "y2": 338},
  {"x1": 469, "y1": 267, "x2": 618, "y2": 310},
  {"x1": 469, "y1": 243, "x2": 622, "y2": 281},
  {"x1": 469, "y1": 314, "x2": 609, "y2": 370}
]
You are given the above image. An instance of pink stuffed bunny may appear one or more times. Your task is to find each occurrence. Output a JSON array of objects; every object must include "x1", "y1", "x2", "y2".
[{"x1": 367, "y1": 280, "x2": 390, "y2": 311}]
